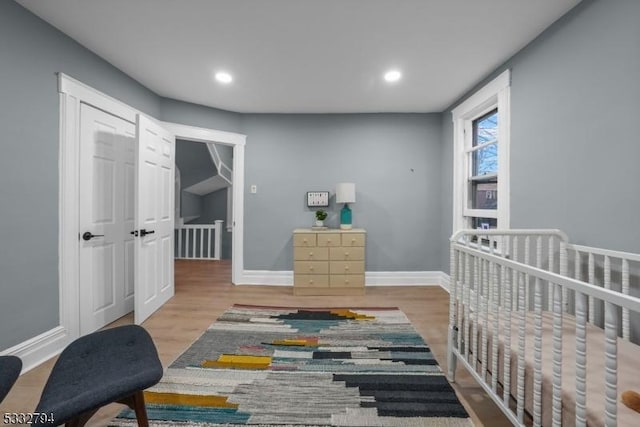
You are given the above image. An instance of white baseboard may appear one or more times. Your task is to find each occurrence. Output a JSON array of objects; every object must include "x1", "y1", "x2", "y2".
[
  {"x1": 239, "y1": 270, "x2": 450, "y2": 289},
  {"x1": 365, "y1": 271, "x2": 443, "y2": 286},
  {"x1": 237, "y1": 270, "x2": 293, "y2": 286},
  {"x1": 439, "y1": 272, "x2": 451, "y2": 292},
  {"x1": 0, "y1": 326, "x2": 68, "y2": 374}
]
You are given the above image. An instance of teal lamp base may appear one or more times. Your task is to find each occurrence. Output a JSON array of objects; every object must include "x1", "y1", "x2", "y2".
[{"x1": 340, "y1": 204, "x2": 352, "y2": 230}]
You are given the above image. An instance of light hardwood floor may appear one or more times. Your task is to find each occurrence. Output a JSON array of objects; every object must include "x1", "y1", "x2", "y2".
[{"x1": 0, "y1": 260, "x2": 512, "y2": 426}]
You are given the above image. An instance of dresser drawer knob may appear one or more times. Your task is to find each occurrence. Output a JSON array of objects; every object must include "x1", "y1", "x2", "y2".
[
  {"x1": 345, "y1": 252, "x2": 350, "y2": 258},
  {"x1": 351, "y1": 238, "x2": 356, "y2": 243},
  {"x1": 345, "y1": 279, "x2": 350, "y2": 284},
  {"x1": 309, "y1": 279, "x2": 314, "y2": 284},
  {"x1": 345, "y1": 265, "x2": 350, "y2": 271},
  {"x1": 309, "y1": 252, "x2": 313, "y2": 258},
  {"x1": 309, "y1": 266, "x2": 314, "y2": 271}
]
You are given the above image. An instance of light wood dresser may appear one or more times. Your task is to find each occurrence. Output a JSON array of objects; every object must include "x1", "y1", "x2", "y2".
[{"x1": 293, "y1": 228, "x2": 366, "y2": 296}]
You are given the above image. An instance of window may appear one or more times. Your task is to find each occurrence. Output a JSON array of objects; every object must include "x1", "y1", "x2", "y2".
[{"x1": 452, "y1": 70, "x2": 510, "y2": 232}]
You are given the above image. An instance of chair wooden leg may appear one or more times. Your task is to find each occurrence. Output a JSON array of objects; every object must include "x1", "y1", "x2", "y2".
[{"x1": 118, "y1": 391, "x2": 150, "y2": 427}]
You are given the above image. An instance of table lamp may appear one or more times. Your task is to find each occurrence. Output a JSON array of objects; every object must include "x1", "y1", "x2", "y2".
[{"x1": 336, "y1": 183, "x2": 356, "y2": 230}]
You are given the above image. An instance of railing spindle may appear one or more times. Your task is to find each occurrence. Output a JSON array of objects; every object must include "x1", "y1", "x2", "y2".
[
  {"x1": 575, "y1": 291, "x2": 587, "y2": 427},
  {"x1": 533, "y1": 237, "x2": 543, "y2": 427},
  {"x1": 552, "y1": 282, "x2": 563, "y2": 427},
  {"x1": 516, "y1": 272, "x2": 527, "y2": 423},
  {"x1": 604, "y1": 301, "x2": 618, "y2": 427}
]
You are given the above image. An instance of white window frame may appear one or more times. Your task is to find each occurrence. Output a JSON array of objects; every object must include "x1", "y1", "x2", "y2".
[{"x1": 452, "y1": 69, "x2": 511, "y2": 232}]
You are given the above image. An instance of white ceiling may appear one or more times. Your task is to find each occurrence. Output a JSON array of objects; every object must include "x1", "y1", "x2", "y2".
[{"x1": 17, "y1": 0, "x2": 581, "y2": 113}]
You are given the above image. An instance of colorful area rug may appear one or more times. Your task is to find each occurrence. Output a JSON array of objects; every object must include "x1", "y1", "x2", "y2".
[{"x1": 110, "y1": 305, "x2": 472, "y2": 426}]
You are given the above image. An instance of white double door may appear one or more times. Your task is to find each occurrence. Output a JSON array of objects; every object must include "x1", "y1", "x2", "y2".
[{"x1": 79, "y1": 104, "x2": 175, "y2": 335}]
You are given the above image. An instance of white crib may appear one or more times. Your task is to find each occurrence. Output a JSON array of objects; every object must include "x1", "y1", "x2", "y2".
[{"x1": 447, "y1": 229, "x2": 640, "y2": 427}]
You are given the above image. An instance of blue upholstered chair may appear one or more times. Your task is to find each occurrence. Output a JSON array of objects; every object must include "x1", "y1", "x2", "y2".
[
  {"x1": 33, "y1": 324, "x2": 163, "y2": 427},
  {"x1": 0, "y1": 355, "x2": 22, "y2": 403}
]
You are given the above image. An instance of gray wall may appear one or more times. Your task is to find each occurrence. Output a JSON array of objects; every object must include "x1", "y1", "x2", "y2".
[
  {"x1": 440, "y1": 0, "x2": 640, "y2": 271},
  {"x1": 241, "y1": 113, "x2": 442, "y2": 271},
  {"x1": 175, "y1": 139, "x2": 216, "y2": 188},
  {"x1": 197, "y1": 189, "x2": 232, "y2": 259},
  {"x1": 0, "y1": 1, "x2": 161, "y2": 351},
  {"x1": 159, "y1": 97, "x2": 242, "y2": 135}
]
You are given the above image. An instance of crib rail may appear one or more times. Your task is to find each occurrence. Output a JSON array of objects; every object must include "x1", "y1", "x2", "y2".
[
  {"x1": 567, "y1": 244, "x2": 640, "y2": 342},
  {"x1": 448, "y1": 229, "x2": 640, "y2": 427}
]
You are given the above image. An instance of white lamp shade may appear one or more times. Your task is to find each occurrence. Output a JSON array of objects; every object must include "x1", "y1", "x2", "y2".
[{"x1": 336, "y1": 183, "x2": 356, "y2": 204}]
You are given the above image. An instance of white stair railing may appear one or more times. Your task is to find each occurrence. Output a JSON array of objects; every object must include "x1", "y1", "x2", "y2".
[{"x1": 175, "y1": 220, "x2": 224, "y2": 260}]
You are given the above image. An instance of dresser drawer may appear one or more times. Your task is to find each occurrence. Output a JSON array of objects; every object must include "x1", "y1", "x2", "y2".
[
  {"x1": 330, "y1": 274, "x2": 365, "y2": 288},
  {"x1": 330, "y1": 261, "x2": 364, "y2": 275},
  {"x1": 329, "y1": 247, "x2": 364, "y2": 261},
  {"x1": 294, "y1": 247, "x2": 329, "y2": 261},
  {"x1": 317, "y1": 233, "x2": 341, "y2": 247},
  {"x1": 341, "y1": 233, "x2": 366, "y2": 247},
  {"x1": 294, "y1": 274, "x2": 329, "y2": 287},
  {"x1": 293, "y1": 233, "x2": 317, "y2": 247},
  {"x1": 294, "y1": 261, "x2": 329, "y2": 275}
]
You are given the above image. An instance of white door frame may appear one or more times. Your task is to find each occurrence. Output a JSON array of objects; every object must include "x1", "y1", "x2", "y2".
[
  {"x1": 160, "y1": 121, "x2": 245, "y2": 285},
  {"x1": 58, "y1": 73, "x2": 246, "y2": 345}
]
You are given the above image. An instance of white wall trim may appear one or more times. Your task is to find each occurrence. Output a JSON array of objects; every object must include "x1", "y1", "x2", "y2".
[
  {"x1": 238, "y1": 270, "x2": 294, "y2": 286},
  {"x1": 238, "y1": 270, "x2": 449, "y2": 289},
  {"x1": 162, "y1": 121, "x2": 246, "y2": 284},
  {"x1": 452, "y1": 70, "x2": 510, "y2": 120},
  {"x1": 365, "y1": 271, "x2": 445, "y2": 287},
  {"x1": 451, "y1": 69, "x2": 511, "y2": 233},
  {"x1": 0, "y1": 327, "x2": 67, "y2": 374},
  {"x1": 439, "y1": 272, "x2": 451, "y2": 293},
  {"x1": 161, "y1": 121, "x2": 246, "y2": 147}
]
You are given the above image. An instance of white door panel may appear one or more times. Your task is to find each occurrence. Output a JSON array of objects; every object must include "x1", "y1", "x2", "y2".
[
  {"x1": 134, "y1": 115, "x2": 175, "y2": 324},
  {"x1": 79, "y1": 104, "x2": 135, "y2": 335}
]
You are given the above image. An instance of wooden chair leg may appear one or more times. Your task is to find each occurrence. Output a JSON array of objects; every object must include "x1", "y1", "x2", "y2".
[{"x1": 118, "y1": 391, "x2": 150, "y2": 427}]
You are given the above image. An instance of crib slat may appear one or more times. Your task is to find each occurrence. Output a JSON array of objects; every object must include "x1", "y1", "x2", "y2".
[
  {"x1": 533, "y1": 237, "x2": 543, "y2": 427},
  {"x1": 481, "y1": 259, "x2": 489, "y2": 382},
  {"x1": 588, "y1": 253, "x2": 595, "y2": 323},
  {"x1": 503, "y1": 266, "x2": 512, "y2": 407},
  {"x1": 448, "y1": 247, "x2": 458, "y2": 380},
  {"x1": 473, "y1": 257, "x2": 480, "y2": 373},
  {"x1": 513, "y1": 237, "x2": 519, "y2": 311},
  {"x1": 458, "y1": 252, "x2": 465, "y2": 354},
  {"x1": 490, "y1": 260, "x2": 499, "y2": 392},
  {"x1": 548, "y1": 238, "x2": 554, "y2": 311},
  {"x1": 552, "y1": 282, "x2": 563, "y2": 427},
  {"x1": 533, "y1": 280, "x2": 543, "y2": 427},
  {"x1": 604, "y1": 255, "x2": 611, "y2": 290},
  {"x1": 574, "y1": 250, "x2": 581, "y2": 281},
  {"x1": 524, "y1": 236, "x2": 530, "y2": 309},
  {"x1": 560, "y1": 241, "x2": 568, "y2": 309},
  {"x1": 575, "y1": 291, "x2": 587, "y2": 427},
  {"x1": 464, "y1": 253, "x2": 471, "y2": 363},
  {"x1": 604, "y1": 301, "x2": 618, "y2": 427},
  {"x1": 178, "y1": 228, "x2": 183, "y2": 258},
  {"x1": 622, "y1": 259, "x2": 630, "y2": 341},
  {"x1": 516, "y1": 272, "x2": 527, "y2": 423}
]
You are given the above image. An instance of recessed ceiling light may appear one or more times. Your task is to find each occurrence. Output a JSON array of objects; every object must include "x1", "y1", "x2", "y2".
[
  {"x1": 384, "y1": 70, "x2": 402, "y2": 83},
  {"x1": 215, "y1": 71, "x2": 233, "y2": 84}
]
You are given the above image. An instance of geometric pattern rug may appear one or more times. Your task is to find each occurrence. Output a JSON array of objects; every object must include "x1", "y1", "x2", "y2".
[{"x1": 110, "y1": 305, "x2": 472, "y2": 427}]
